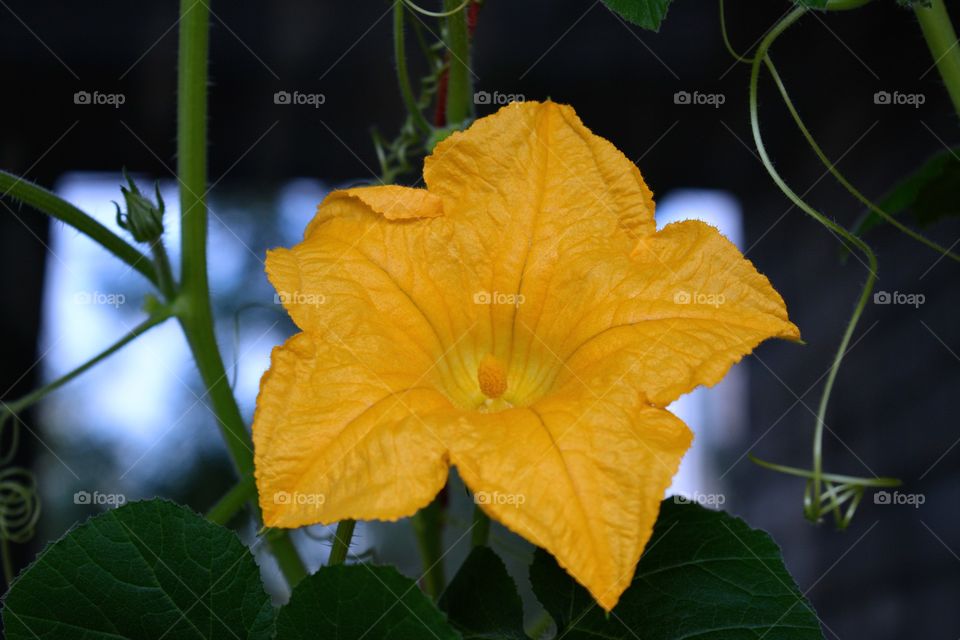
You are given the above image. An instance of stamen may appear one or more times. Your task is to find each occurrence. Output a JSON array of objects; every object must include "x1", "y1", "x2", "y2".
[{"x1": 477, "y1": 354, "x2": 507, "y2": 399}]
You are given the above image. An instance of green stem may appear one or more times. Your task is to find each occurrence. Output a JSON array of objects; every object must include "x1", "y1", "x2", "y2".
[
  {"x1": 764, "y1": 56, "x2": 959, "y2": 262},
  {"x1": 443, "y1": 0, "x2": 472, "y2": 125},
  {"x1": 718, "y1": 0, "x2": 755, "y2": 64},
  {"x1": 395, "y1": 2, "x2": 431, "y2": 134},
  {"x1": 0, "y1": 314, "x2": 169, "y2": 418},
  {"x1": 328, "y1": 520, "x2": 356, "y2": 566},
  {"x1": 750, "y1": 6, "x2": 880, "y2": 519},
  {"x1": 150, "y1": 240, "x2": 177, "y2": 301},
  {"x1": 470, "y1": 506, "x2": 490, "y2": 547},
  {"x1": 824, "y1": 0, "x2": 873, "y2": 11},
  {"x1": 0, "y1": 170, "x2": 157, "y2": 286},
  {"x1": 411, "y1": 499, "x2": 445, "y2": 599},
  {"x1": 915, "y1": 0, "x2": 960, "y2": 119},
  {"x1": 527, "y1": 610, "x2": 553, "y2": 640},
  {"x1": 175, "y1": 0, "x2": 306, "y2": 585},
  {"x1": 176, "y1": 0, "x2": 253, "y2": 479},
  {"x1": 748, "y1": 455, "x2": 900, "y2": 487},
  {"x1": 206, "y1": 475, "x2": 256, "y2": 525}
]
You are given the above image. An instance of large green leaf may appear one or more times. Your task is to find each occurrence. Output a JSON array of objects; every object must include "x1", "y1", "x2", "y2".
[
  {"x1": 439, "y1": 546, "x2": 528, "y2": 640},
  {"x1": 2, "y1": 499, "x2": 274, "y2": 640},
  {"x1": 600, "y1": 0, "x2": 674, "y2": 31},
  {"x1": 854, "y1": 147, "x2": 960, "y2": 235},
  {"x1": 530, "y1": 500, "x2": 825, "y2": 639},
  {"x1": 276, "y1": 564, "x2": 460, "y2": 640}
]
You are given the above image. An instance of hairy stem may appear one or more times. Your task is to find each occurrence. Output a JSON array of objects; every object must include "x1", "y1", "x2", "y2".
[
  {"x1": 470, "y1": 506, "x2": 490, "y2": 547},
  {"x1": 1, "y1": 314, "x2": 169, "y2": 418},
  {"x1": 411, "y1": 499, "x2": 446, "y2": 599},
  {"x1": 206, "y1": 475, "x2": 256, "y2": 525},
  {"x1": 175, "y1": 0, "x2": 306, "y2": 584},
  {"x1": 395, "y1": 2, "x2": 432, "y2": 134},
  {"x1": 915, "y1": 0, "x2": 960, "y2": 119},
  {"x1": 443, "y1": 0, "x2": 472, "y2": 124},
  {"x1": 0, "y1": 171, "x2": 157, "y2": 286},
  {"x1": 328, "y1": 520, "x2": 356, "y2": 566}
]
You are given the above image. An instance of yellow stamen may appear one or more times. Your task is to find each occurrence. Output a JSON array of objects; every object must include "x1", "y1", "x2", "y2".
[{"x1": 477, "y1": 354, "x2": 507, "y2": 399}]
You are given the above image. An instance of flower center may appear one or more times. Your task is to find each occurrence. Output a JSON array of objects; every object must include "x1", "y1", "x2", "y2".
[{"x1": 477, "y1": 354, "x2": 508, "y2": 399}]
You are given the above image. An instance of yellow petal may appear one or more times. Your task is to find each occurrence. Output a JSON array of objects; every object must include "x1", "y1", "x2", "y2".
[
  {"x1": 254, "y1": 331, "x2": 453, "y2": 526},
  {"x1": 437, "y1": 377, "x2": 690, "y2": 612},
  {"x1": 556, "y1": 219, "x2": 800, "y2": 407}
]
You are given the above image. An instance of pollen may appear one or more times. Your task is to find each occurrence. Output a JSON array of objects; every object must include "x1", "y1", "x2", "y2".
[{"x1": 477, "y1": 354, "x2": 508, "y2": 399}]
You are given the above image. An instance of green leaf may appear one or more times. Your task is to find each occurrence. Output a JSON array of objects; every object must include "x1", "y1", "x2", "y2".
[
  {"x1": 795, "y1": 0, "x2": 830, "y2": 8},
  {"x1": 439, "y1": 546, "x2": 528, "y2": 640},
  {"x1": 600, "y1": 0, "x2": 673, "y2": 31},
  {"x1": 2, "y1": 499, "x2": 274, "y2": 640},
  {"x1": 854, "y1": 147, "x2": 960, "y2": 235},
  {"x1": 530, "y1": 500, "x2": 825, "y2": 640},
  {"x1": 276, "y1": 564, "x2": 460, "y2": 640}
]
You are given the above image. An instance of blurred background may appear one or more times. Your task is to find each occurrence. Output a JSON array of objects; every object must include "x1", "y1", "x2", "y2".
[{"x1": 1, "y1": 0, "x2": 958, "y2": 637}]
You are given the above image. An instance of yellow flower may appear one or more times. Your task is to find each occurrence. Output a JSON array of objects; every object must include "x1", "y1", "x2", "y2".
[{"x1": 254, "y1": 100, "x2": 799, "y2": 611}]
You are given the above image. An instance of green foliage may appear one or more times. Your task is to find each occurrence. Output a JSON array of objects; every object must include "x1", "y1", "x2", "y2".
[
  {"x1": 529, "y1": 500, "x2": 825, "y2": 640},
  {"x1": 438, "y1": 546, "x2": 527, "y2": 640},
  {"x1": 2, "y1": 500, "x2": 275, "y2": 639},
  {"x1": 276, "y1": 564, "x2": 459, "y2": 640},
  {"x1": 853, "y1": 148, "x2": 960, "y2": 235},
  {"x1": 600, "y1": 0, "x2": 674, "y2": 31}
]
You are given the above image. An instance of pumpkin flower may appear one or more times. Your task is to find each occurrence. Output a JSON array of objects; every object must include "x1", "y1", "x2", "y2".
[{"x1": 254, "y1": 100, "x2": 799, "y2": 611}]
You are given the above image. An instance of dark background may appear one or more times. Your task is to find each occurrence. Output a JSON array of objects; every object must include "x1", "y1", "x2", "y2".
[{"x1": 2, "y1": 1, "x2": 959, "y2": 637}]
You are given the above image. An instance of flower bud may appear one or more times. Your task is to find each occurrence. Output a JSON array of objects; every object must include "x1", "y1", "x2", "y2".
[{"x1": 115, "y1": 170, "x2": 164, "y2": 244}]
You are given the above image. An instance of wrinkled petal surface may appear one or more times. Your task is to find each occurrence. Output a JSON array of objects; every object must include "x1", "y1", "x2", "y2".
[{"x1": 254, "y1": 101, "x2": 799, "y2": 611}]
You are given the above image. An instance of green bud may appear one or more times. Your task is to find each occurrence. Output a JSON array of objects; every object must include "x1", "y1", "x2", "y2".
[{"x1": 115, "y1": 169, "x2": 165, "y2": 244}]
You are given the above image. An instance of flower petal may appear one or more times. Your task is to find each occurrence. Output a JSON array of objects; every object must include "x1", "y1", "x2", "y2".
[
  {"x1": 555, "y1": 220, "x2": 800, "y2": 406},
  {"x1": 441, "y1": 377, "x2": 691, "y2": 612},
  {"x1": 254, "y1": 332, "x2": 453, "y2": 526},
  {"x1": 257, "y1": 186, "x2": 473, "y2": 526}
]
